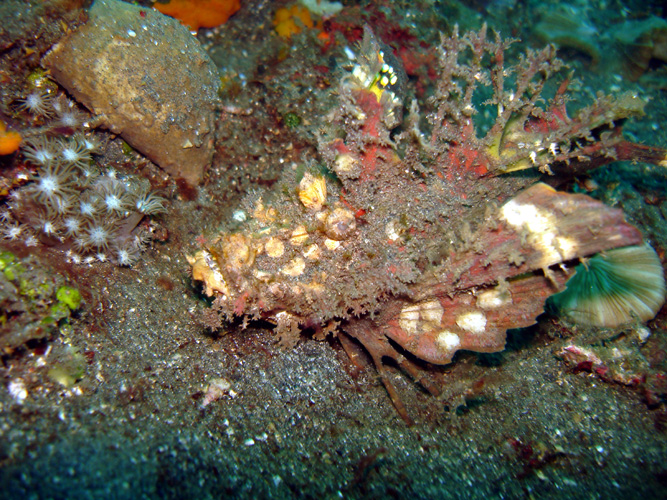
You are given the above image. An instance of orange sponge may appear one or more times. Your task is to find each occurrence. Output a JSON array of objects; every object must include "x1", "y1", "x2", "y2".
[
  {"x1": 273, "y1": 5, "x2": 314, "y2": 39},
  {"x1": 0, "y1": 121, "x2": 21, "y2": 155},
  {"x1": 154, "y1": 0, "x2": 241, "y2": 31}
]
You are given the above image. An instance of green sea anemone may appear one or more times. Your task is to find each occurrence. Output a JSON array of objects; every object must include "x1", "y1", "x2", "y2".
[{"x1": 548, "y1": 244, "x2": 666, "y2": 327}]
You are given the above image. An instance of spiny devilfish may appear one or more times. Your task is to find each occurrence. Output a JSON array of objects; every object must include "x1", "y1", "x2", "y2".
[{"x1": 189, "y1": 25, "x2": 667, "y2": 424}]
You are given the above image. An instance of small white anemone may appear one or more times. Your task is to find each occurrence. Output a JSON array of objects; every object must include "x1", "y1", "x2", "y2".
[
  {"x1": 49, "y1": 193, "x2": 74, "y2": 215},
  {"x1": 94, "y1": 178, "x2": 130, "y2": 214},
  {"x1": 57, "y1": 137, "x2": 92, "y2": 168},
  {"x1": 52, "y1": 96, "x2": 86, "y2": 129},
  {"x1": 62, "y1": 215, "x2": 84, "y2": 237},
  {"x1": 66, "y1": 251, "x2": 83, "y2": 265},
  {"x1": 23, "y1": 137, "x2": 57, "y2": 167},
  {"x1": 2, "y1": 221, "x2": 24, "y2": 240},
  {"x1": 78, "y1": 194, "x2": 101, "y2": 218},
  {"x1": 36, "y1": 217, "x2": 60, "y2": 238},
  {"x1": 30, "y1": 162, "x2": 77, "y2": 208},
  {"x1": 24, "y1": 234, "x2": 39, "y2": 247},
  {"x1": 77, "y1": 163, "x2": 101, "y2": 187},
  {"x1": 73, "y1": 133, "x2": 101, "y2": 154},
  {"x1": 114, "y1": 241, "x2": 141, "y2": 267},
  {"x1": 135, "y1": 192, "x2": 167, "y2": 215},
  {"x1": 17, "y1": 91, "x2": 54, "y2": 117},
  {"x1": 71, "y1": 234, "x2": 89, "y2": 252},
  {"x1": 83, "y1": 221, "x2": 115, "y2": 250}
]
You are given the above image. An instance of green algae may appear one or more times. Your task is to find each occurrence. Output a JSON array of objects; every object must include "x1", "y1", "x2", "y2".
[{"x1": 0, "y1": 252, "x2": 82, "y2": 350}]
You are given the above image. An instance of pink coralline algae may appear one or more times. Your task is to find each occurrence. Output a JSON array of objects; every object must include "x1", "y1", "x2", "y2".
[{"x1": 190, "y1": 25, "x2": 667, "y2": 424}]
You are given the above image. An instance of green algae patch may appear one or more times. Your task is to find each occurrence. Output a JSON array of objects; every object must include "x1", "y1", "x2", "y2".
[
  {"x1": 0, "y1": 254, "x2": 83, "y2": 351},
  {"x1": 0, "y1": 251, "x2": 16, "y2": 269},
  {"x1": 283, "y1": 112, "x2": 302, "y2": 129},
  {"x1": 56, "y1": 286, "x2": 82, "y2": 311}
]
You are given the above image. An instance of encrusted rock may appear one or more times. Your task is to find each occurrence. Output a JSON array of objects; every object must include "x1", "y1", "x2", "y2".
[{"x1": 43, "y1": 0, "x2": 220, "y2": 186}]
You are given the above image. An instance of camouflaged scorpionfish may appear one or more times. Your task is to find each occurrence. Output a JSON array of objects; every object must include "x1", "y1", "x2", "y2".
[{"x1": 190, "y1": 26, "x2": 666, "y2": 424}]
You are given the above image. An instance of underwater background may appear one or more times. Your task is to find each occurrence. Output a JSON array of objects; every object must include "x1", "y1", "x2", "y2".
[{"x1": 1, "y1": 0, "x2": 667, "y2": 498}]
